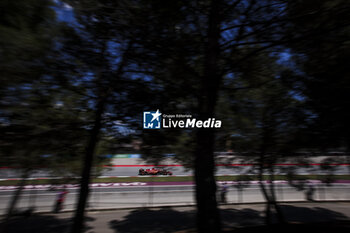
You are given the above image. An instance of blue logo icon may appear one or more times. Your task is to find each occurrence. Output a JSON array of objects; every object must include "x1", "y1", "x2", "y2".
[{"x1": 143, "y1": 110, "x2": 161, "y2": 129}]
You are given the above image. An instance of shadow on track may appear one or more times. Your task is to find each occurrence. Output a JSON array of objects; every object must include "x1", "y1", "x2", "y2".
[
  {"x1": 109, "y1": 204, "x2": 350, "y2": 233},
  {"x1": 0, "y1": 213, "x2": 95, "y2": 233}
]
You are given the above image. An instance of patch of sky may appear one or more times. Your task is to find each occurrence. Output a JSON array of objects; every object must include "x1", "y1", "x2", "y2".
[
  {"x1": 288, "y1": 90, "x2": 305, "y2": 102},
  {"x1": 220, "y1": 19, "x2": 243, "y2": 45},
  {"x1": 87, "y1": 98, "x2": 97, "y2": 110},
  {"x1": 21, "y1": 83, "x2": 32, "y2": 90},
  {"x1": 230, "y1": 133, "x2": 243, "y2": 138},
  {"x1": 274, "y1": 49, "x2": 292, "y2": 64},
  {"x1": 107, "y1": 41, "x2": 123, "y2": 67},
  {"x1": 223, "y1": 72, "x2": 237, "y2": 86},
  {"x1": 54, "y1": 100, "x2": 64, "y2": 108},
  {"x1": 304, "y1": 109, "x2": 318, "y2": 121},
  {"x1": 72, "y1": 72, "x2": 95, "y2": 86},
  {"x1": 123, "y1": 63, "x2": 154, "y2": 82},
  {"x1": 0, "y1": 116, "x2": 11, "y2": 126},
  {"x1": 220, "y1": 0, "x2": 287, "y2": 49},
  {"x1": 52, "y1": 0, "x2": 76, "y2": 24},
  {"x1": 103, "y1": 119, "x2": 135, "y2": 136}
]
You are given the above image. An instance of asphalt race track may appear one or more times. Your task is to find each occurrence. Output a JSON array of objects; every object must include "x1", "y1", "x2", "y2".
[{"x1": 1, "y1": 182, "x2": 350, "y2": 215}]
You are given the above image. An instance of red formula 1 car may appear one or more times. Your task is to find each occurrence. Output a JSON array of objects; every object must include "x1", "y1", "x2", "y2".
[{"x1": 138, "y1": 167, "x2": 173, "y2": 176}]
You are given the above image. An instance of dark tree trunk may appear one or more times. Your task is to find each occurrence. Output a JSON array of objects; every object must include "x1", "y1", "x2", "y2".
[
  {"x1": 195, "y1": 129, "x2": 221, "y2": 233},
  {"x1": 265, "y1": 201, "x2": 272, "y2": 225},
  {"x1": 273, "y1": 201, "x2": 285, "y2": 224},
  {"x1": 70, "y1": 94, "x2": 106, "y2": 233},
  {"x1": 269, "y1": 165, "x2": 285, "y2": 224},
  {"x1": 258, "y1": 158, "x2": 272, "y2": 225},
  {"x1": 258, "y1": 154, "x2": 285, "y2": 225},
  {"x1": 5, "y1": 169, "x2": 30, "y2": 220},
  {"x1": 70, "y1": 39, "x2": 130, "y2": 233},
  {"x1": 194, "y1": 0, "x2": 222, "y2": 232},
  {"x1": 1, "y1": 169, "x2": 30, "y2": 232}
]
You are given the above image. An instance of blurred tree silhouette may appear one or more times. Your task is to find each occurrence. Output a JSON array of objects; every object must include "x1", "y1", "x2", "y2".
[
  {"x1": 1, "y1": 0, "x2": 349, "y2": 232},
  {"x1": 0, "y1": 0, "x2": 110, "y2": 224},
  {"x1": 283, "y1": 0, "x2": 350, "y2": 152},
  {"x1": 216, "y1": 50, "x2": 307, "y2": 223},
  {"x1": 0, "y1": 0, "x2": 63, "y2": 222},
  {"x1": 103, "y1": 0, "x2": 299, "y2": 231},
  {"x1": 63, "y1": 0, "x2": 348, "y2": 231},
  {"x1": 55, "y1": 1, "x2": 156, "y2": 232}
]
